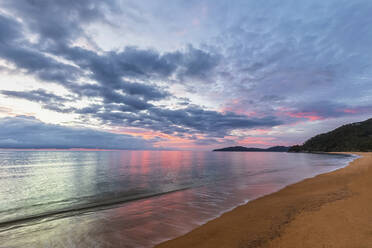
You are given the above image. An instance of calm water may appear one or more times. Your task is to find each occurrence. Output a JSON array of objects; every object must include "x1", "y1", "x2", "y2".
[{"x1": 0, "y1": 150, "x2": 355, "y2": 248}]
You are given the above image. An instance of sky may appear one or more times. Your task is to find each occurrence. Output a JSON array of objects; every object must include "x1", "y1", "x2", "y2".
[{"x1": 0, "y1": 0, "x2": 372, "y2": 150}]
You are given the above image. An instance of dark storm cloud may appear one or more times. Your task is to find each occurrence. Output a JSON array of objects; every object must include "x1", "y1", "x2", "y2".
[{"x1": 0, "y1": 116, "x2": 151, "y2": 149}]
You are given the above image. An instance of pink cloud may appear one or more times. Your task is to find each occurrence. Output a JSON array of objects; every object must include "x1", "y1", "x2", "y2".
[
  {"x1": 220, "y1": 99, "x2": 258, "y2": 117},
  {"x1": 343, "y1": 108, "x2": 358, "y2": 114},
  {"x1": 287, "y1": 112, "x2": 324, "y2": 121},
  {"x1": 277, "y1": 107, "x2": 324, "y2": 122}
]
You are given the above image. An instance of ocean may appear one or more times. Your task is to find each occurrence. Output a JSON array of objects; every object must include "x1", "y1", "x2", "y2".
[{"x1": 0, "y1": 150, "x2": 355, "y2": 248}]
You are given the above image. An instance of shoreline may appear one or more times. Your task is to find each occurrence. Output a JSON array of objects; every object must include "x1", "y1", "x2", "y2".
[{"x1": 156, "y1": 152, "x2": 371, "y2": 248}]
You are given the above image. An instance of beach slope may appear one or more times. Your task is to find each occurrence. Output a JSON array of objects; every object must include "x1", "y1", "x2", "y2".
[{"x1": 156, "y1": 153, "x2": 372, "y2": 248}]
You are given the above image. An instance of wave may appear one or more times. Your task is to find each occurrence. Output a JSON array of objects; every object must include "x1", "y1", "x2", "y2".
[{"x1": 0, "y1": 186, "x2": 193, "y2": 232}]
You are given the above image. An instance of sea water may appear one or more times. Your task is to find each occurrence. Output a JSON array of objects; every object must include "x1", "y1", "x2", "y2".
[{"x1": 0, "y1": 150, "x2": 355, "y2": 247}]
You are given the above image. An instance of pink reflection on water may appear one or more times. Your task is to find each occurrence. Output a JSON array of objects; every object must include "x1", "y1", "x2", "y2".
[{"x1": 140, "y1": 151, "x2": 150, "y2": 174}]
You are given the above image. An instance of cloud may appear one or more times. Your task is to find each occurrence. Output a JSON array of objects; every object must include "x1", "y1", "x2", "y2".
[
  {"x1": 0, "y1": 13, "x2": 81, "y2": 85},
  {"x1": 0, "y1": 14, "x2": 22, "y2": 43},
  {"x1": 0, "y1": 89, "x2": 76, "y2": 113},
  {"x1": 200, "y1": 0, "x2": 372, "y2": 130},
  {"x1": 1, "y1": 87, "x2": 281, "y2": 140},
  {"x1": 280, "y1": 101, "x2": 372, "y2": 122},
  {"x1": 165, "y1": 45, "x2": 221, "y2": 81},
  {"x1": 0, "y1": 7, "x2": 240, "y2": 141},
  {"x1": 1, "y1": 0, "x2": 119, "y2": 44},
  {"x1": 91, "y1": 105, "x2": 282, "y2": 137},
  {"x1": 0, "y1": 8, "x2": 226, "y2": 140},
  {"x1": 1, "y1": 89, "x2": 70, "y2": 104},
  {"x1": 0, "y1": 116, "x2": 152, "y2": 149},
  {"x1": 1, "y1": 0, "x2": 372, "y2": 148},
  {"x1": 58, "y1": 44, "x2": 220, "y2": 89},
  {"x1": 0, "y1": 10, "x2": 220, "y2": 103}
]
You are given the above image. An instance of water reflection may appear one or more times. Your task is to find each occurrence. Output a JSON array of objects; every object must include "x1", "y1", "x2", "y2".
[{"x1": 0, "y1": 151, "x2": 354, "y2": 248}]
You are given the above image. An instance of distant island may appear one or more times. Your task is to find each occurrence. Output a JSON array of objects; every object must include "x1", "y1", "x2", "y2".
[
  {"x1": 289, "y1": 118, "x2": 372, "y2": 152},
  {"x1": 213, "y1": 146, "x2": 290, "y2": 152}
]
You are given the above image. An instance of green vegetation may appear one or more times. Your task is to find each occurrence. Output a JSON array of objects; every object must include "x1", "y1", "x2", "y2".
[{"x1": 289, "y1": 118, "x2": 372, "y2": 152}]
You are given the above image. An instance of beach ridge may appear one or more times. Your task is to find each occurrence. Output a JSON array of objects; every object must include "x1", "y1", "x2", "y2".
[{"x1": 156, "y1": 152, "x2": 371, "y2": 248}]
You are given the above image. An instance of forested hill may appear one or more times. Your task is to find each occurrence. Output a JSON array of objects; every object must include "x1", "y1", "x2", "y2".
[
  {"x1": 213, "y1": 146, "x2": 289, "y2": 152},
  {"x1": 289, "y1": 118, "x2": 372, "y2": 152}
]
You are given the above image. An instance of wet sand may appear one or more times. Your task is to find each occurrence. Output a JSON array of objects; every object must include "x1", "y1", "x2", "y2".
[{"x1": 156, "y1": 153, "x2": 372, "y2": 248}]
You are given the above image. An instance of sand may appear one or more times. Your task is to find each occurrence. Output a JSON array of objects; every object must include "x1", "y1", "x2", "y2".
[{"x1": 155, "y1": 153, "x2": 372, "y2": 248}]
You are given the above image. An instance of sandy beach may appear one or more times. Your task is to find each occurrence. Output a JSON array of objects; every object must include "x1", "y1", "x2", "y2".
[{"x1": 156, "y1": 153, "x2": 372, "y2": 248}]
